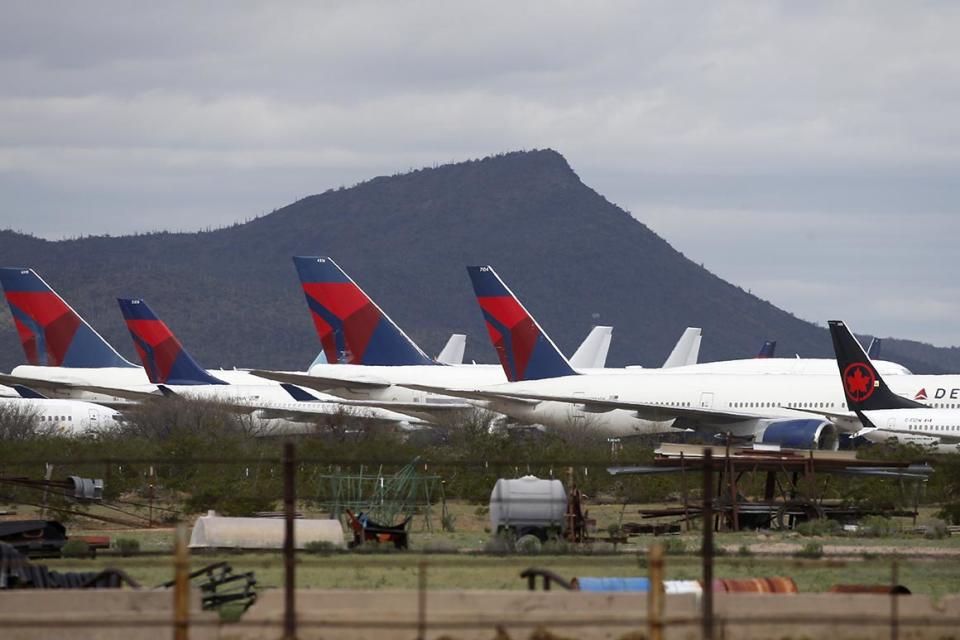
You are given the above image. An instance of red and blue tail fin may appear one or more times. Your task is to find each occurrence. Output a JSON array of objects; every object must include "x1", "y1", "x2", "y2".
[
  {"x1": 756, "y1": 340, "x2": 777, "y2": 358},
  {"x1": 467, "y1": 265, "x2": 577, "y2": 381},
  {"x1": 117, "y1": 298, "x2": 226, "y2": 385},
  {"x1": 0, "y1": 267, "x2": 135, "y2": 368},
  {"x1": 292, "y1": 256, "x2": 434, "y2": 366}
]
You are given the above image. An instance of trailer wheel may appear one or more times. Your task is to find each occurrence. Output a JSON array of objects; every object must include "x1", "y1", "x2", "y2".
[{"x1": 516, "y1": 534, "x2": 542, "y2": 555}]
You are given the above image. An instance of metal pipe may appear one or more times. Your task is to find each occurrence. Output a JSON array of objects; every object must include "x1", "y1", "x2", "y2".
[
  {"x1": 417, "y1": 559, "x2": 428, "y2": 640},
  {"x1": 702, "y1": 449, "x2": 714, "y2": 640},
  {"x1": 283, "y1": 441, "x2": 296, "y2": 640}
]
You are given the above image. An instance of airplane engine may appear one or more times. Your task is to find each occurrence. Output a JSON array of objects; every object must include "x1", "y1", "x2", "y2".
[{"x1": 755, "y1": 418, "x2": 839, "y2": 451}]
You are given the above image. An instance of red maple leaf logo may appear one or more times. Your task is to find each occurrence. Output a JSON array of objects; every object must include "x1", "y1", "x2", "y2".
[{"x1": 843, "y1": 363, "x2": 876, "y2": 402}]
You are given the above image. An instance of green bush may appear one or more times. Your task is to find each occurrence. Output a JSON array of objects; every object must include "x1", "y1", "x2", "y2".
[
  {"x1": 737, "y1": 544, "x2": 753, "y2": 557},
  {"x1": 114, "y1": 538, "x2": 140, "y2": 557},
  {"x1": 936, "y1": 503, "x2": 960, "y2": 525},
  {"x1": 922, "y1": 519, "x2": 950, "y2": 540},
  {"x1": 304, "y1": 540, "x2": 340, "y2": 555},
  {"x1": 794, "y1": 542, "x2": 824, "y2": 559},
  {"x1": 421, "y1": 540, "x2": 459, "y2": 554},
  {"x1": 662, "y1": 538, "x2": 687, "y2": 555},
  {"x1": 441, "y1": 512, "x2": 457, "y2": 533},
  {"x1": 859, "y1": 515, "x2": 896, "y2": 538},
  {"x1": 795, "y1": 518, "x2": 842, "y2": 537},
  {"x1": 61, "y1": 540, "x2": 91, "y2": 559},
  {"x1": 483, "y1": 535, "x2": 513, "y2": 556}
]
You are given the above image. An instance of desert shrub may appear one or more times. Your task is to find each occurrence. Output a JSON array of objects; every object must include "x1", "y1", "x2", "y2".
[
  {"x1": 794, "y1": 542, "x2": 824, "y2": 559},
  {"x1": 936, "y1": 503, "x2": 960, "y2": 525},
  {"x1": 738, "y1": 544, "x2": 753, "y2": 557},
  {"x1": 61, "y1": 540, "x2": 91, "y2": 559},
  {"x1": 922, "y1": 519, "x2": 950, "y2": 540},
  {"x1": 0, "y1": 403, "x2": 46, "y2": 440},
  {"x1": 859, "y1": 515, "x2": 896, "y2": 538},
  {"x1": 304, "y1": 540, "x2": 340, "y2": 555},
  {"x1": 796, "y1": 518, "x2": 842, "y2": 537},
  {"x1": 114, "y1": 538, "x2": 140, "y2": 557},
  {"x1": 662, "y1": 538, "x2": 687, "y2": 555},
  {"x1": 483, "y1": 535, "x2": 513, "y2": 556},
  {"x1": 441, "y1": 512, "x2": 457, "y2": 533},
  {"x1": 351, "y1": 541, "x2": 395, "y2": 554},
  {"x1": 421, "y1": 540, "x2": 459, "y2": 554},
  {"x1": 541, "y1": 539, "x2": 572, "y2": 555}
]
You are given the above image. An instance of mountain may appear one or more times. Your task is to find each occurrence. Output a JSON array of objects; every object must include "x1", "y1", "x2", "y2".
[{"x1": 0, "y1": 149, "x2": 956, "y2": 374}]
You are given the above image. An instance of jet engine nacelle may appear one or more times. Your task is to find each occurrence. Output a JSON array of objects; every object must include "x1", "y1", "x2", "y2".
[{"x1": 755, "y1": 418, "x2": 839, "y2": 451}]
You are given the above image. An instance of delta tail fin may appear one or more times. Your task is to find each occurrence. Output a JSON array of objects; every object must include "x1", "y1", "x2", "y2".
[
  {"x1": 662, "y1": 327, "x2": 702, "y2": 368},
  {"x1": 292, "y1": 256, "x2": 434, "y2": 366},
  {"x1": 0, "y1": 268, "x2": 135, "y2": 368},
  {"x1": 117, "y1": 298, "x2": 226, "y2": 385},
  {"x1": 569, "y1": 326, "x2": 613, "y2": 369},
  {"x1": 827, "y1": 320, "x2": 922, "y2": 411},
  {"x1": 466, "y1": 266, "x2": 577, "y2": 381},
  {"x1": 756, "y1": 340, "x2": 777, "y2": 359}
]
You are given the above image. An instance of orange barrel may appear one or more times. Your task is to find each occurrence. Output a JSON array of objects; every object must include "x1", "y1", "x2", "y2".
[
  {"x1": 711, "y1": 577, "x2": 798, "y2": 593},
  {"x1": 828, "y1": 584, "x2": 911, "y2": 595}
]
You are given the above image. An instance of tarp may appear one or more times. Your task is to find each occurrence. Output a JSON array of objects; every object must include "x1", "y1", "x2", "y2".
[{"x1": 189, "y1": 513, "x2": 344, "y2": 549}]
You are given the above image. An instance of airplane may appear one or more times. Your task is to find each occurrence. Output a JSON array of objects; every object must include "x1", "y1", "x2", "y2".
[
  {"x1": 0, "y1": 267, "x2": 358, "y2": 404},
  {"x1": 3, "y1": 385, "x2": 121, "y2": 434},
  {"x1": 398, "y1": 265, "x2": 960, "y2": 448},
  {"x1": 826, "y1": 320, "x2": 960, "y2": 453},
  {"x1": 251, "y1": 256, "x2": 696, "y2": 424},
  {"x1": 112, "y1": 298, "x2": 431, "y2": 432}
]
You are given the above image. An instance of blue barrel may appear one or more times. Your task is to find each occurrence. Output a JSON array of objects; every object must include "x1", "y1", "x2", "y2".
[{"x1": 574, "y1": 577, "x2": 650, "y2": 592}]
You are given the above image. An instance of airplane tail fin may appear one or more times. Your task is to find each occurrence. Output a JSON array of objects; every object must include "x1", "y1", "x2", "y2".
[
  {"x1": 466, "y1": 266, "x2": 577, "y2": 381},
  {"x1": 866, "y1": 337, "x2": 882, "y2": 359},
  {"x1": 0, "y1": 268, "x2": 135, "y2": 368},
  {"x1": 292, "y1": 256, "x2": 433, "y2": 366},
  {"x1": 569, "y1": 326, "x2": 613, "y2": 369},
  {"x1": 662, "y1": 327, "x2": 702, "y2": 368},
  {"x1": 436, "y1": 334, "x2": 466, "y2": 365},
  {"x1": 117, "y1": 298, "x2": 226, "y2": 385},
  {"x1": 827, "y1": 320, "x2": 921, "y2": 411},
  {"x1": 756, "y1": 340, "x2": 777, "y2": 359}
]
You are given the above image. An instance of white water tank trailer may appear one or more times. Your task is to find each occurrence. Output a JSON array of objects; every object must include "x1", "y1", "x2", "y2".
[{"x1": 489, "y1": 476, "x2": 567, "y2": 541}]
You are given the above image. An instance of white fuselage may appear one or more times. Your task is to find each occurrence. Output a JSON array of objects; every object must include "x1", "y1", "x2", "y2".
[
  {"x1": 859, "y1": 408, "x2": 960, "y2": 453},
  {"x1": 1, "y1": 397, "x2": 121, "y2": 434},
  {"x1": 664, "y1": 358, "x2": 911, "y2": 376}
]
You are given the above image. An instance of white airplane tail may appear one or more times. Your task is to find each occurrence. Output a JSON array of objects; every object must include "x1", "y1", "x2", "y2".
[{"x1": 436, "y1": 334, "x2": 467, "y2": 365}]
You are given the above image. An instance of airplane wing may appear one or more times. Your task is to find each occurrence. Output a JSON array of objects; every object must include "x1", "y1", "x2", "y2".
[
  {"x1": 250, "y1": 370, "x2": 391, "y2": 391},
  {"x1": 399, "y1": 384, "x2": 760, "y2": 424},
  {"x1": 0, "y1": 374, "x2": 157, "y2": 403}
]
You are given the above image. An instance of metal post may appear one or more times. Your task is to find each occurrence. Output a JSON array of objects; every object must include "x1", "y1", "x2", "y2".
[
  {"x1": 681, "y1": 452, "x2": 690, "y2": 532},
  {"x1": 173, "y1": 522, "x2": 189, "y2": 640},
  {"x1": 417, "y1": 559, "x2": 428, "y2": 640},
  {"x1": 891, "y1": 558, "x2": 899, "y2": 640},
  {"x1": 648, "y1": 542, "x2": 665, "y2": 640},
  {"x1": 702, "y1": 450, "x2": 714, "y2": 640},
  {"x1": 283, "y1": 442, "x2": 297, "y2": 640}
]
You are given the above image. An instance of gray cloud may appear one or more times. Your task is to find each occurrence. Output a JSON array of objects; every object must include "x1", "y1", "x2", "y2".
[{"x1": 0, "y1": 1, "x2": 958, "y2": 345}]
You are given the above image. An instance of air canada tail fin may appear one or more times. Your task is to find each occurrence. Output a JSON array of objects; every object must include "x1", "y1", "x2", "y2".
[
  {"x1": 569, "y1": 326, "x2": 613, "y2": 369},
  {"x1": 117, "y1": 298, "x2": 226, "y2": 385},
  {"x1": 756, "y1": 340, "x2": 777, "y2": 359},
  {"x1": 0, "y1": 268, "x2": 135, "y2": 368},
  {"x1": 828, "y1": 320, "x2": 922, "y2": 411},
  {"x1": 662, "y1": 327, "x2": 702, "y2": 368},
  {"x1": 466, "y1": 266, "x2": 577, "y2": 381},
  {"x1": 292, "y1": 256, "x2": 434, "y2": 366},
  {"x1": 436, "y1": 334, "x2": 466, "y2": 365},
  {"x1": 866, "y1": 337, "x2": 882, "y2": 359}
]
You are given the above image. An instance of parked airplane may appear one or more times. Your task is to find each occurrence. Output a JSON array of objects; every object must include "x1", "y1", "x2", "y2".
[
  {"x1": 757, "y1": 340, "x2": 777, "y2": 358},
  {"x1": 112, "y1": 298, "x2": 429, "y2": 432},
  {"x1": 827, "y1": 320, "x2": 960, "y2": 452},
  {"x1": 3, "y1": 385, "x2": 121, "y2": 434},
  {"x1": 400, "y1": 265, "x2": 960, "y2": 448}
]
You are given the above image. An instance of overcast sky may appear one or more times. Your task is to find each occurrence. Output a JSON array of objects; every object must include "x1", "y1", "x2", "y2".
[{"x1": 2, "y1": 2, "x2": 958, "y2": 346}]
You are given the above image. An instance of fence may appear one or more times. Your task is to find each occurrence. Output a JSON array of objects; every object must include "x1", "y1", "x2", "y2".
[{"x1": 1, "y1": 444, "x2": 959, "y2": 640}]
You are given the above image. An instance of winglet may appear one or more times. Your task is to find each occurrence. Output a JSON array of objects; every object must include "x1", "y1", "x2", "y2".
[
  {"x1": 292, "y1": 256, "x2": 434, "y2": 366},
  {"x1": 117, "y1": 298, "x2": 226, "y2": 385},
  {"x1": 756, "y1": 340, "x2": 777, "y2": 359},
  {"x1": 827, "y1": 320, "x2": 922, "y2": 411},
  {"x1": 569, "y1": 326, "x2": 613, "y2": 369},
  {"x1": 466, "y1": 265, "x2": 577, "y2": 381},
  {"x1": 662, "y1": 327, "x2": 702, "y2": 368},
  {"x1": 436, "y1": 334, "x2": 466, "y2": 365},
  {"x1": 0, "y1": 268, "x2": 135, "y2": 368},
  {"x1": 13, "y1": 384, "x2": 48, "y2": 399},
  {"x1": 281, "y1": 383, "x2": 320, "y2": 402}
]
